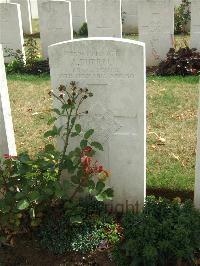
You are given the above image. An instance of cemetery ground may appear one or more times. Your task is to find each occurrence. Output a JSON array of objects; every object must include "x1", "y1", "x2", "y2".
[{"x1": 1, "y1": 72, "x2": 199, "y2": 261}]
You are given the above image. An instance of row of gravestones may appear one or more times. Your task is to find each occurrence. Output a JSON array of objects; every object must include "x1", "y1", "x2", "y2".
[
  {"x1": 0, "y1": 0, "x2": 86, "y2": 34},
  {"x1": 29, "y1": 0, "x2": 185, "y2": 34},
  {"x1": 37, "y1": 0, "x2": 173, "y2": 66},
  {"x1": 1, "y1": 35, "x2": 200, "y2": 210},
  {"x1": 0, "y1": 0, "x2": 200, "y2": 67},
  {"x1": 0, "y1": 0, "x2": 32, "y2": 34}
]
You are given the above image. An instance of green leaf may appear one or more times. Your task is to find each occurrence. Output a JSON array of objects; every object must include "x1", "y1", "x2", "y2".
[
  {"x1": 71, "y1": 132, "x2": 79, "y2": 137},
  {"x1": 70, "y1": 215, "x2": 82, "y2": 224},
  {"x1": 71, "y1": 117, "x2": 76, "y2": 125},
  {"x1": 74, "y1": 147, "x2": 81, "y2": 155},
  {"x1": 55, "y1": 186, "x2": 64, "y2": 198},
  {"x1": 29, "y1": 191, "x2": 40, "y2": 202},
  {"x1": 44, "y1": 130, "x2": 53, "y2": 138},
  {"x1": 52, "y1": 108, "x2": 61, "y2": 115},
  {"x1": 91, "y1": 141, "x2": 104, "y2": 151},
  {"x1": 96, "y1": 181, "x2": 105, "y2": 194},
  {"x1": 44, "y1": 126, "x2": 59, "y2": 138},
  {"x1": 95, "y1": 194, "x2": 105, "y2": 201},
  {"x1": 62, "y1": 103, "x2": 70, "y2": 110},
  {"x1": 44, "y1": 188, "x2": 54, "y2": 195},
  {"x1": 44, "y1": 144, "x2": 55, "y2": 152},
  {"x1": 15, "y1": 192, "x2": 25, "y2": 200},
  {"x1": 0, "y1": 200, "x2": 10, "y2": 213},
  {"x1": 102, "y1": 188, "x2": 114, "y2": 200},
  {"x1": 75, "y1": 124, "x2": 81, "y2": 134},
  {"x1": 80, "y1": 139, "x2": 88, "y2": 149},
  {"x1": 88, "y1": 180, "x2": 95, "y2": 193},
  {"x1": 47, "y1": 117, "x2": 57, "y2": 125},
  {"x1": 18, "y1": 153, "x2": 31, "y2": 163},
  {"x1": 63, "y1": 158, "x2": 74, "y2": 172},
  {"x1": 17, "y1": 199, "x2": 29, "y2": 210},
  {"x1": 57, "y1": 126, "x2": 63, "y2": 135},
  {"x1": 84, "y1": 129, "x2": 94, "y2": 139}
]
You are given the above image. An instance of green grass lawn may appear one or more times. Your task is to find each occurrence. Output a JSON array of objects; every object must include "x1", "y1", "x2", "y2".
[{"x1": 7, "y1": 74, "x2": 200, "y2": 192}]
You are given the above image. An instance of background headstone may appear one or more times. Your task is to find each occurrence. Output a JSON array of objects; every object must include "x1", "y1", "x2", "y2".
[
  {"x1": 190, "y1": 0, "x2": 200, "y2": 50},
  {"x1": 70, "y1": 0, "x2": 86, "y2": 33},
  {"x1": 30, "y1": 0, "x2": 38, "y2": 18},
  {"x1": 86, "y1": 0, "x2": 122, "y2": 38},
  {"x1": 0, "y1": 44, "x2": 17, "y2": 157},
  {"x1": 0, "y1": 3, "x2": 25, "y2": 63},
  {"x1": 122, "y1": 0, "x2": 138, "y2": 34},
  {"x1": 39, "y1": 0, "x2": 73, "y2": 58},
  {"x1": 138, "y1": 0, "x2": 174, "y2": 66},
  {"x1": 11, "y1": 0, "x2": 32, "y2": 34},
  {"x1": 48, "y1": 38, "x2": 146, "y2": 210}
]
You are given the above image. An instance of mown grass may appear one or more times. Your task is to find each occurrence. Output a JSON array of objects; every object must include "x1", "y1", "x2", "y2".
[
  {"x1": 7, "y1": 74, "x2": 200, "y2": 191},
  {"x1": 8, "y1": 74, "x2": 51, "y2": 154},
  {"x1": 147, "y1": 76, "x2": 199, "y2": 191}
]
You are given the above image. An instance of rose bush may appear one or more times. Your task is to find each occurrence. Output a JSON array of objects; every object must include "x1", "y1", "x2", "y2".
[{"x1": 0, "y1": 82, "x2": 113, "y2": 244}]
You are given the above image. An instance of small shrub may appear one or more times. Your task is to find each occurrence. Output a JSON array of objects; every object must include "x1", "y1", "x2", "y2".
[
  {"x1": 78, "y1": 22, "x2": 88, "y2": 37},
  {"x1": 4, "y1": 48, "x2": 25, "y2": 73},
  {"x1": 24, "y1": 37, "x2": 39, "y2": 65},
  {"x1": 156, "y1": 46, "x2": 200, "y2": 76},
  {"x1": 175, "y1": 0, "x2": 191, "y2": 34},
  {"x1": 38, "y1": 198, "x2": 121, "y2": 254},
  {"x1": 5, "y1": 37, "x2": 50, "y2": 75},
  {"x1": 113, "y1": 196, "x2": 200, "y2": 265},
  {"x1": 0, "y1": 82, "x2": 113, "y2": 244},
  {"x1": 25, "y1": 58, "x2": 49, "y2": 75}
]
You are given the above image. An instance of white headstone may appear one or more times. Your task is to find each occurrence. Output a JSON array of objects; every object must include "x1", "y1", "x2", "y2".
[
  {"x1": 70, "y1": 0, "x2": 86, "y2": 33},
  {"x1": 86, "y1": 0, "x2": 122, "y2": 38},
  {"x1": 38, "y1": 0, "x2": 86, "y2": 33},
  {"x1": 39, "y1": 0, "x2": 73, "y2": 58},
  {"x1": 0, "y1": 44, "x2": 17, "y2": 157},
  {"x1": 122, "y1": 0, "x2": 138, "y2": 34},
  {"x1": 138, "y1": 0, "x2": 174, "y2": 66},
  {"x1": 191, "y1": 0, "x2": 200, "y2": 50},
  {"x1": 30, "y1": 0, "x2": 38, "y2": 18},
  {"x1": 11, "y1": 0, "x2": 32, "y2": 34},
  {"x1": 0, "y1": 3, "x2": 25, "y2": 63},
  {"x1": 48, "y1": 38, "x2": 146, "y2": 210}
]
